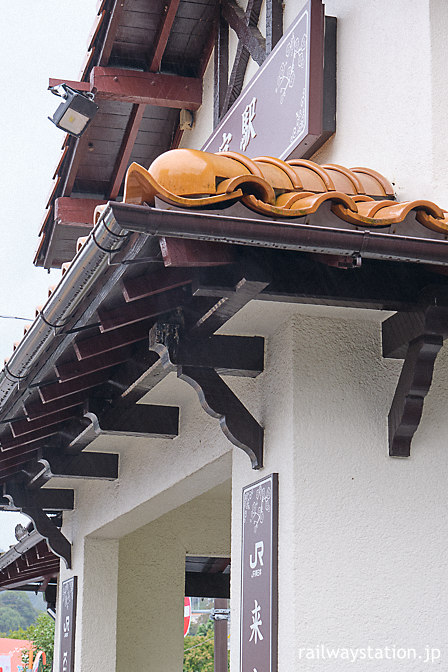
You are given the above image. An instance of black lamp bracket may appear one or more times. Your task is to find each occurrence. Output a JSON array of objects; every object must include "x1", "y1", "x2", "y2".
[{"x1": 49, "y1": 83, "x2": 95, "y2": 102}]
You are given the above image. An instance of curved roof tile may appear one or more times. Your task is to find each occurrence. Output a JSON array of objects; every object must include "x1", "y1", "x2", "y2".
[{"x1": 121, "y1": 149, "x2": 448, "y2": 236}]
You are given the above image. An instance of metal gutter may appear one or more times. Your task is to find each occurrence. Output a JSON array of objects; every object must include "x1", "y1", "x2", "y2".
[
  {"x1": 0, "y1": 209, "x2": 131, "y2": 416},
  {"x1": 108, "y1": 202, "x2": 448, "y2": 267},
  {"x1": 0, "y1": 529, "x2": 44, "y2": 571}
]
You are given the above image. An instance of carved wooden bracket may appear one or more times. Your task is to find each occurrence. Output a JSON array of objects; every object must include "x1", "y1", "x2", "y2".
[
  {"x1": 382, "y1": 289, "x2": 448, "y2": 457},
  {"x1": 178, "y1": 366, "x2": 264, "y2": 469},
  {"x1": 149, "y1": 321, "x2": 265, "y2": 468},
  {"x1": 3, "y1": 482, "x2": 71, "y2": 568}
]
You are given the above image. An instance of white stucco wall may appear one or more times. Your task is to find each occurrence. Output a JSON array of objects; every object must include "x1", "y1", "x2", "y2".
[{"x1": 228, "y1": 306, "x2": 448, "y2": 671}]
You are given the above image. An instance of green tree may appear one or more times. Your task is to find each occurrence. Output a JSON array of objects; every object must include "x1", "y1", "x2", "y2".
[
  {"x1": 183, "y1": 632, "x2": 215, "y2": 672},
  {"x1": 0, "y1": 592, "x2": 38, "y2": 633},
  {"x1": 23, "y1": 613, "x2": 55, "y2": 672}
]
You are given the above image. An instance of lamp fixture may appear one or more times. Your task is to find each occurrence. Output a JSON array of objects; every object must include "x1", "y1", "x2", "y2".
[{"x1": 48, "y1": 84, "x2": 98, "y2": 137}]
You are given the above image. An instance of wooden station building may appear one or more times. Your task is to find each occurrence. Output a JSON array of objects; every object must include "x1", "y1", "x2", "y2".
[{"x1": 1, "y1": 0, "x2": 448, "y2": 670}]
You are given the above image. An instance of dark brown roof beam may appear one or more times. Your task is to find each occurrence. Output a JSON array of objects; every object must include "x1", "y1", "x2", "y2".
[
  {"x1": 30, "y1": 449, "x2": 119, "y2": 483},
  {"x1": 54, "y1": 197, "x2": 107, "y2": 233},
  {"x1": 38, "y1": 369, "x2": 113, "y2": 404},
  {"x1": 97, "y1": 0, "x2": 126, "y2": 67},
  {"x1": 149, "y1": 0, "x2": 181, "y2": 73},
  {"x1": 108, "y1": 103, "x2": 146, "y2": 200},
  {"x1": 97, "y1": 286, "x2": 188, "y2": 333},
  {"x1": 0, "y1": 489, "x2": 74, "y2": 512},
  {"x1": 68, "y1": 402, "x2": 179, "y2": 453},
  {"x1": 50, "y1": 67, "x2": 202, "y2": 110},
  {"x1": 24, "y1": 392, "x2": 86, "y2": 421},
  {"x1": 10, "y1": 407, "x2": 81, "y2": 438},
  {"x1": 74, "y1": 322, "x2": 150, "y2": 361},
  {"x1": 0, "y1": 425, "x2": 66, "y2": 452},
  {"x1": 122, "y1": 268, "x2": 192, "y2": 303},
  {"x1": 55, "y1": 346, "x2": 133, "y2": 382}
]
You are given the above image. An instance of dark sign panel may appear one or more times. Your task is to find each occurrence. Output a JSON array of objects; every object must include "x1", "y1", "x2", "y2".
[
  {"x1": 240, "y1": 474, "x2": 278, "y2": 672},
  {"x1": 59, "y1": 576, "x2": 77, "y2": 672},
  {"x1": 203, "y1": 0, "x2": 333, "y2": 160}
]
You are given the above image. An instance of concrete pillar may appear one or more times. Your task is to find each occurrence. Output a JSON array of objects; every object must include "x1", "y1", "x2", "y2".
[
  {"x1": 78, "y1": 537, "x2": 119, "y2": 671},
  {"x1": 116, "y1": 522, "x2": 189, "y2": 672}
]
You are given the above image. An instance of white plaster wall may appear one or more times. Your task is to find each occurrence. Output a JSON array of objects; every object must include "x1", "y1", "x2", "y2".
[{"x1": 229, "y1": 307, "x2": 448, "y2": 671}]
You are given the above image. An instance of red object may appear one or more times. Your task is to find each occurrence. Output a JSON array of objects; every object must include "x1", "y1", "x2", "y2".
[
  {"x1": 0, "y1": 638, "x2": 32, "y2": 672},
  {"x1": 184, "y1": 597, "x2": 191, "y2": 637}
]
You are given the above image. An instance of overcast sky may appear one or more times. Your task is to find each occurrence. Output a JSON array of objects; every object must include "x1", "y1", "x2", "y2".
[{"x1": 0, "y1": 1, "x2": 97, "y2": 551}]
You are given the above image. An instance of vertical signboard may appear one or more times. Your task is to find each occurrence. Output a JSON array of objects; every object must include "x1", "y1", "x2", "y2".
[
  {"x1": 241, "y1": 474, "x2": 278, "y2": 672},
  {"x1": 203, "y1": 0, "x2": 335, "y2": 160},
  {"x1": 59, "y1": 576, "x2": 77, "y2": 672}
]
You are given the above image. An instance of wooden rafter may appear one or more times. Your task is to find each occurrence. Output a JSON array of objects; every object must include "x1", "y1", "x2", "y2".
[
  {"x1": 107, "y1": 103, "x2": 146, "y2": 199},
  {"x1": 149, "y1": 0, "x2": 181, "y2": 72},
  {"x1": 97, "y1": 0, "x2": 126, "y2": 67}
]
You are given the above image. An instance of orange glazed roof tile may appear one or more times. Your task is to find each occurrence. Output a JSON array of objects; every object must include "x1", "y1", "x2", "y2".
[{"x1": 107, "y1": 148, "x2": 448, "y2": 236}]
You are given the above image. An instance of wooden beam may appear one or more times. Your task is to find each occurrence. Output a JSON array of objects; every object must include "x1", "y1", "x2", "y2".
[
  {"x1": 97, "y1": 286, "x2": 187, "y2": 333},
  {"x1": 67, "y1": 403, "x2": 179, "y2": 452},
  {"x1": 149, "y1": 322, "x2": 264, "y2": 377},
  {"x1": 190, "y1": 260, "x2": 270, "y2": 336},
  {"x1": 54, "y1": 197, "x2": 106, "y2": 229},
  {"x1": 38, "y1": 370, "x2": 112, "y2": 404},
  {"x1": 34, "y1": 489, "x2": 74, "y2": 511},
  {"x1": 178, "y1": 366, "x2": 263, "y2": 469},
  {"x1": 382, "y1": 297, "x2": 448, "y2": 359},
  {"x1": 222, "y1": 0, "x2": 263, "y2": 115},
  {"x1": 10, "y1": 407, "x2": 80, "y2": 438},
  {"x1": 108, "y1": 103, "x2": 146, "y2": 199},
  {"x1": 185, "y1": 572, "x2": 230, "y2": 599},
  {"x1": 74, "y1": 323, "x2": 149, "y2": 361},
  {"x1": 160, "y1": 238, "x2": 234, "y2": 268},
  {"x1": 98, "y1": 0, "x2": 126, "y2": 66},
  {"x1": 24, "y1": 392, "x2": 86, "y2": 421},
  {"x1": 214, "y1": 10, "x2": 229, "y2": 127},
  {"x1": 122, "y1": 268, "x2": 192, "y2": 303},
  {"x1": 149, "y1": 0, "x2": 181, "y2": 72},
  {"x1": 90, "y1": 67, "x2": 202, "y2": 109},
  {"x1": 0, "y1": 489, "x2": 74, "y2": 511},
  {"x1": 50, "y1": 68, "x2": 203, "y2": 109},
  {"x1": 265, "y1": 0, "x2": 283, "y2": 53},
  {"x1": 42, "y1": 450, "x2": 119, "y2": 480},
  {"x1": 55, "y1": 347, "x2": 132, "y2": 383},
  {"x1": 221, "y1": 0, "x2": 266, "y2": 66}
]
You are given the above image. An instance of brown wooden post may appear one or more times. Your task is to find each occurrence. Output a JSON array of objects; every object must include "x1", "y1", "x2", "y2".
[
  {"x1": 214, "y1": 11, "x2": 229, "y2": 128},
  {"x1": 214, "y1": 598, "x2": 228, "y2": 672}
]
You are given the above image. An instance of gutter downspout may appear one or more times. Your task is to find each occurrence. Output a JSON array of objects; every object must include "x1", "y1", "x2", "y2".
[{"x1": 0, "y1": 209, "x2": 130, "y2": 414}]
